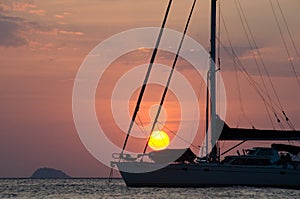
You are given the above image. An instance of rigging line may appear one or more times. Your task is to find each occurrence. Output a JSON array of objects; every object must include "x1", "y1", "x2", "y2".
[
  {"x1": 137, "y1": 114, "x2": 164, "y2": 147},
  {"x1": 237, "y1": 0, "x2": 285, "y2": 114},
  {"x1": 237, "y1": 1, "x2": 289, "y2": 129},
  {"x1": 121, "y1": 0, "x2": 173, "y2": 153},
  {"x1": 220, "y1": 12, "x2": 254, "y2": 128},
  {"x1": 143, "y1": 0, "x2": 197, "y2": 154},
  {"x1": 205, "y1": 74, "x2": 210, "y2": 157},
  {"x1": 220, "y1": 37, "x2": 283, "y2": 129},
  {"x1": 135, "y1": 116, "x2": 158, "y2": 147},
  {"x1": 188, "y1": 75, "x2": 204, "y2": 141},
  {"x1": 154, "y1": 122, "x2": 168, "y2": 148},
  {"x1": 220, "y1": 6, "x2": 292, "y2": 129},
  {"x1": 220, "y1": 140, "x2": 226, "y2": 153},
  {"x1": 282, "y1": 110, "x2": 295, "y2": 130},
  {"x1": 235, "y1": 0, "x2": 277, "y2": 114},
  {"x1": 269, "y1": 0, "x2": 300, "y2": 87},
  {"x1": 187, "y1": 71, "x2": 204, "y2": 144},
  {"x1": 190, "y1": 78, "x2": 204, "y2": 146},
  {"x1": 268, "y1": 0, "x2": 298, "y2": 129},
  {"x1": 274, "y1": 112, "x2": 285, "y2": 130},
  {"x1": 108, "y1": 167, "x2": 114, "y2": 184},
  {"x1": 230, "y1": 48, "x2": 290, "y2": 130},
  {"x1": 216, "y1": 37, "x2": 292, "y2": 129},
  {"x1": 136, "y1": 114, "x2": 148, "y2": 137},
  {"x1": 235, "y1": 0, "x2": 276, "y2": 120},
  {"x1": 275, "y1": 0, "x2": 300, "y2": 61},
  {"x1": 156, "y1": 121, "x2": 200, "y2": 150},
  {"x1": 196, "y1": 78, "x2": 204, "y2": 136},
  {"x1": 233, "y1": 58, "x2": 243, "y2": 128},
  {"x1": 236, "y1": 0, "x2": 289, "y2": 129},
  {"x1": 220, "y1": 140, "x2": 246, "y2": 156}
]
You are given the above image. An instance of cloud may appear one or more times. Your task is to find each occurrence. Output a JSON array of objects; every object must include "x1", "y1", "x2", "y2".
[
  {"x1": 28, "y1": 9, "x2": 45, "y2": 16},
  {"x1": 59, "y1": 30, "x2": 84, "y2": 36},
  {"x1": 0, "y1": 2, "x2": 45, "y2": 16},
  {"x1": 0, "y1": 15, "x2": 27, "y2": 47},
  {"x1": 0, "y1": 1, "x2": 85, "y2": 48},
  {"x1": 0, "y1": 13, "x2": 52, "y2": 47},
  {"x1": 0, "y1": 13, "x2": 85, "y2": 47},
  {"x1": 0, "y1": 1, "x2": 44, "y2": 47},
  {"x1": 11, "y1": 2, "x2": 37, "y2": 12},
  {"x1": 54, "y1": 12, "x2": 71, "y2": 19},
  {"x1": 0, "y1": 3, "x2": 10, "y2": 12},
  {"x1": 55, "y1": 14, "x2": 65, "y2": 19},
  {"x1": 0, "y1": 2, "x2": 37, "y2": 12}
]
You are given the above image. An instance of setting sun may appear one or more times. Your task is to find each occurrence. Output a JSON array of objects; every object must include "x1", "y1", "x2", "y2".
[{"x1": 148, "y1": 130, "x2": 170, "y2": 151}]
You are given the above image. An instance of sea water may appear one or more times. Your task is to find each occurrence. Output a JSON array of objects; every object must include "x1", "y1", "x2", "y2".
[{"x1": 0, "y1": 178, "x2": 299, "y2": 199}]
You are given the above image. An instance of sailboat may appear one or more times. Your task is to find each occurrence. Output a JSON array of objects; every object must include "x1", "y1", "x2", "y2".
[{"x1": 111, "y1": 0, "x2": 300, "y2": 188}]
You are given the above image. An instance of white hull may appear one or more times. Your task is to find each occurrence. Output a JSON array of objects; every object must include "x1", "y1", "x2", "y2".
[{"x1": 114, "y1": 162, "x2": 300, "y2": 189}]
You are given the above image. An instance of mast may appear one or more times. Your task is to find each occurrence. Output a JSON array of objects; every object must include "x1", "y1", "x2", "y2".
[{"x1": 209, "y1": 0, "x2": 219, "y2": 161}]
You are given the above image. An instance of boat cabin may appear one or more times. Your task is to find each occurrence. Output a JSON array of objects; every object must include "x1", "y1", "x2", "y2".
[{"x1": 222, "y1": 147, "x2": 280, "y2": 166}]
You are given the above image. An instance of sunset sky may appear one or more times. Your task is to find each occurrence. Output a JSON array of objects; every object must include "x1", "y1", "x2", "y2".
[{"x1": 0, "y1": 0, "x2": 300, "y2": 178}]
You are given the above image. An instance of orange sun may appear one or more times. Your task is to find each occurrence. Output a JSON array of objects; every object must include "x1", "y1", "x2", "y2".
[{"x1": 148, "y1": 130, "x2": 170, "y2": 151}]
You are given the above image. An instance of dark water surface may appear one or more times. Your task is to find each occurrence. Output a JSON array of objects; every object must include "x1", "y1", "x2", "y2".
[{"x1": 0, "y1": 178, "x2": 299, "y2": 199}]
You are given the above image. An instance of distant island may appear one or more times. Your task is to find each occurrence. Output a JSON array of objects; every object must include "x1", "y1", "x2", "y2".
[{"x1": 30, "y1": 167, "x2": 71, "y2": 179}]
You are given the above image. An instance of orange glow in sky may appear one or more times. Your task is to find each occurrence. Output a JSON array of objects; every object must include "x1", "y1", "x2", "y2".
[{"x1": 0, "y1": 0, "x2": 299, "y2": 178}]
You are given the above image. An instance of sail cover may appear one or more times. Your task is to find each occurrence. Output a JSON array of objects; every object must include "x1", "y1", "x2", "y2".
[
  {"x1": 219, "y1": 120, "x2": 300, "y2": 141},
  {"x1": 148, "y1": 148, "x2": 196, "y2": 163}
]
